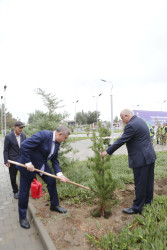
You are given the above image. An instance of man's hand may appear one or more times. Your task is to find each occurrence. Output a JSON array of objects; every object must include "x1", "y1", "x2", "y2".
[
  {"x1": 5, "y1": 163, "x2": 10, "y2": 168},
  {"x1": 101, "y1": 151, "x2": 108, "y2": 159},
  {"x1": 58, "y1": 175, "x2": 69, "y2": 183},
  {"x1": 26, "y1": 164, "x2": 35, "y2": 172}
]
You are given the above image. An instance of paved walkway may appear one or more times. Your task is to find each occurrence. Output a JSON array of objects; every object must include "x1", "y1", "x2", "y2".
[
  {"x1": 0, "y1": 139, "x2": 44, "y2": 250},
  {"x1": 65, "y1": 132, "x2": 123, "y2": 161},
  {"x1": 65, "y1": 136, "x2": 167, "y2": 161}
]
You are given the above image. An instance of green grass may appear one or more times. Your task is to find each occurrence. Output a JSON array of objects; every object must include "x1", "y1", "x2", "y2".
[
  {"x1": 45, "y1": 150, "x2": 167, "y2": 249},
  {"x1": 86, "y1": 195, "x2": 167, "y2": 250},
  {"x1": 154, "y1": 151, "x2": 167, "y2": 178},
  {"x1": 84, "y1": 151, "x2": 167, "y2": 250},
  {"x1": 71, "y1": 132, "x2": 92, "y2": 134},
  {"x1": 68, "y1": 137, "x2": 91, "y2": 142},
  {"x1": 52, "y1": 151, "x2": 167, "y2": 204}
]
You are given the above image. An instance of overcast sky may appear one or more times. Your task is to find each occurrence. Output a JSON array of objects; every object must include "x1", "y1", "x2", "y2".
[{"x1": 0, "y1": 0, "x2": 167, "y2": 123}]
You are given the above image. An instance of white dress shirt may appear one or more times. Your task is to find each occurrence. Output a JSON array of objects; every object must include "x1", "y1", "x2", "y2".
[{"x1": 15, "y1": 133, "x2": 21, "y2": 148}]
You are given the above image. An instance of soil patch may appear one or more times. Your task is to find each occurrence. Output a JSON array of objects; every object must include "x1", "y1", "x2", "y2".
[{"x1": 31, "y1": 178, "x2": 167, "y2": 250}]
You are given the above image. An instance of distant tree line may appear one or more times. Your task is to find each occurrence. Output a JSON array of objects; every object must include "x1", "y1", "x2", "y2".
[
  {"x1": 0, "y1": 104, "x2": 17, "y2": 132},
  {"x1": 76, "y1": 110, "x2": 119, "y2": 126},
  {"x1": 0, "y1": 88, "x2": 120, "y2": 135},
  {"x1": 76, "y1": 110, "x2": 100, "y2": 125}
]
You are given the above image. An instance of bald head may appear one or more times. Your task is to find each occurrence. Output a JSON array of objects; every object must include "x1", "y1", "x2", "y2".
[{"x1": 120, "y1": 109, "x2": 134, "y2": 124}]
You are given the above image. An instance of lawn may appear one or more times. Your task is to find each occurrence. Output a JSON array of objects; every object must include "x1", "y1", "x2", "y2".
[{"x1": 35, "y1": 151, "x2": 167, "y2": 249}]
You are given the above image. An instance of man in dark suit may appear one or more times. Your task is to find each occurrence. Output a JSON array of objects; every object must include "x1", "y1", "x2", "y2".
[
  {"x1": 101, "y1": 109, "x2": 156, "y2": 214},
  {"x1": 3, "y1": 121, "x2": 26, "y2": 199},
  {"x1": 16, "y1": 126, "x2": 70, "y2": 229}
]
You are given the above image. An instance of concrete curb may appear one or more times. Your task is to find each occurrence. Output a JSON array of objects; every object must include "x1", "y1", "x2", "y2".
[
  {"x1": 28, "y1": 202, "x2": 56, "y2": 250},
  {"x1": 16, "y1": 175, "x2": 56, "y2": 250}
]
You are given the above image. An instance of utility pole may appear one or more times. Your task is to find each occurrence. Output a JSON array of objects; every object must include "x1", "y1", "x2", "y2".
[
  {"x1": 4, "y1": 85, "x2": 7, "y2": 136},
  {"x1": 73, "y1": 100, "x2": 79, "y2": 128},
  {"x1": 1, "y1": 96, "x2": 3, "y2": 139}
]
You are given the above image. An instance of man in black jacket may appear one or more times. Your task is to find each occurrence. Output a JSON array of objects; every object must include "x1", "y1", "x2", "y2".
[
  {"x1": 101, "y1": 109, "x2": 156, "y2": 214},
  {"x1": 3, "y1": 121, "x2": 26, "y2": 199}
]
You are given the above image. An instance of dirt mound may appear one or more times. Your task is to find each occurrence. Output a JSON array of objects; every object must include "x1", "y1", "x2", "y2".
[{"x1": 31, "y1": 178, "x2": 167, "y2": 250}]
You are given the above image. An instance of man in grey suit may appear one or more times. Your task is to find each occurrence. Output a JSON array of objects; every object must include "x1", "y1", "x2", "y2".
[
  {"x1": 3, "y1": 121, "x2": 26, "y2": 199},
  {"x1": 101, "y1": 109, "x2": 156, "y2": 214}
]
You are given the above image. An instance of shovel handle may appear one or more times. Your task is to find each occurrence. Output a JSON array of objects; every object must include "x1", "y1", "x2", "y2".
[{"x1": 8, "y1": 160, "x2": 90, "y2": 190}]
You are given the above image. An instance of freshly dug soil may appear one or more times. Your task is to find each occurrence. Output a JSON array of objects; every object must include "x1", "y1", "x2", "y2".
[{"x1": 31, "y1": 178, "x2": 167, "y2": 250}]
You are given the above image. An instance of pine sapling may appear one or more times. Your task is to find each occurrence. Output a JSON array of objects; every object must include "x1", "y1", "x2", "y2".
[{"x1": 88, "y1": 123, "x2": 117, "y2": 218}]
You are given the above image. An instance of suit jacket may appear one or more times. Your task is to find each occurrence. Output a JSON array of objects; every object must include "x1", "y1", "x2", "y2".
[
  {"x1": 3, "y1": 131, "x2": 27, "y2": 164},
  {"x1": 106, "y1": 115, "x2": 156, "y2": 168},
  {"x1": 18, "y1": 130, "x2": 61, "y2": 174}
]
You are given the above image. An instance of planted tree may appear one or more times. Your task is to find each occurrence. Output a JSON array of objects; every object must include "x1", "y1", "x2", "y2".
[
  {"x1": 101, "y1": 126, "x2": 111, "y2": 145},
  {"x1": 88, "y1": 122, "x2": 117, "y2": 218}
]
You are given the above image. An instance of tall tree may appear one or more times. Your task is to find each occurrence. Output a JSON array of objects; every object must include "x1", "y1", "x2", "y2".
[
  {"x1": 36, "y1": 88, "x2": 63, "y2": 115},
  {"x1": 24, "y1": 89, "x2": 72, "y2": 169},
  {"x1": 25, "y1": 88, "x2": 66, "y2": 136},
  {"x1": 6, "y1": 112, "x2": 17, "y2": 129},
  {"x1": 114, "y1": 116, "x2": 119, "y2": 122},
  {"x1": 75, "y1": 110, "x2": 101, "y2": 125},
  {"x1": 76, "y1": 110, "x2": 87, "y2": 125},
  {"x1": 87, "y1": 111, "x2": 100, "y2": 124}
]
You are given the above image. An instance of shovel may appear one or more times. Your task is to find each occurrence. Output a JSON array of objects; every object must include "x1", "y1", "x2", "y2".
[{"x1": 8, "y1": 160, "x2": 90, "y2": 191}]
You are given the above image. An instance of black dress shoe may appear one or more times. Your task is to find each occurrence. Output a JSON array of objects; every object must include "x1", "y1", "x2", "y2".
[
  {"x1": 19, "y1": 218, "x2": 30, "y2": 229},
  {"x1": 122, "y1": 207, "x2": 141, "y2": 214},
  {"x1": 50, "y1": 205, "x2": 67, "y2": 213},
  {"x1": 14, "y1": 193, "x2": 19, "y2": 199}
]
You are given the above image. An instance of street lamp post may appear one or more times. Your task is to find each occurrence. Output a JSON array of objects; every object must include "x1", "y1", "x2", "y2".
[
  {"x1": 132, "y1": 104, "x2": 140, "y2": 111},
  {"x1": 4, "y1": 85, "x2": 7, "y2": 136},
  {"x1": 1, "y1": 96, "x2": 3, "y2": 139},
  {"x1": 92, "y1": 93, "x2": 102, "y2": 125},
  {"x1": 73, "y1": 100, "x2": 79, "y2": 128},
  {"x1": 161, "y1": 100, "x2": 167, "y2": 111},
  {"x1": 101, "y1": 79, "x2": 114, "y2": 144}
]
